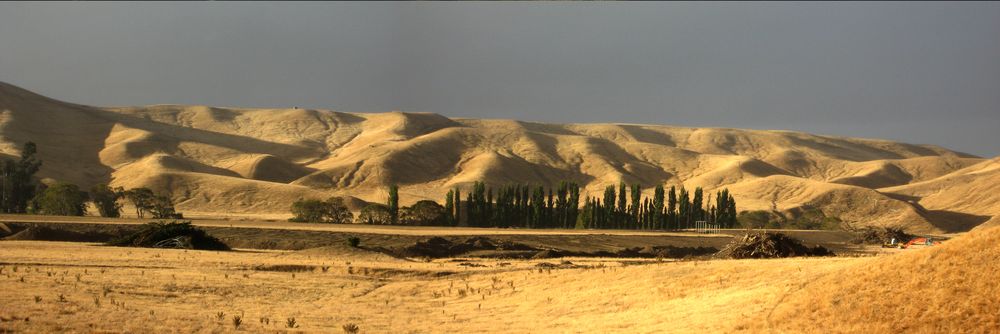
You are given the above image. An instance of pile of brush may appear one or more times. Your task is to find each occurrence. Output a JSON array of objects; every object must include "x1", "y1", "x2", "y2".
[
  {"x1": 107, "y1": 221, "x2": 229, "y2": 251},
  {"x1": 717, "y1": 231, "x2": 832, "y2": 259}
]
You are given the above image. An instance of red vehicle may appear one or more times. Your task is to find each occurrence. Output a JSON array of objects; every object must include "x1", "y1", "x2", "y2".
[{"x1": 900, "y1": 237, "x2": 941, "y2": 249}]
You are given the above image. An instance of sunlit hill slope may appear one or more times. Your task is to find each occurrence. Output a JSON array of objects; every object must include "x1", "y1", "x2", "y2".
[{"x1": 0, "y1": 81, "x2": 994, "y2": 232}]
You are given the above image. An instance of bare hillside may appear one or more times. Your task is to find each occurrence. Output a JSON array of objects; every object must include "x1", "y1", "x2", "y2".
[
  {"x1": 751, "y1": 225, "x2": 1000, "y2": 333},
  {"x1": 0, "y1": 81, "x2": 992, "y2": 232}
]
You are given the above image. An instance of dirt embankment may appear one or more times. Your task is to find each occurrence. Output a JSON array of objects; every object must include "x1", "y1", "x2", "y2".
[
  {"x1": 2, "y1": 222, "x2": 735, "y2": 258},
  {"x1": 1, "y1": 222, "x2": 869, "y2": 259},
  {"x1": 392, "y1": 236, "x2": 720, "y2": 259}
]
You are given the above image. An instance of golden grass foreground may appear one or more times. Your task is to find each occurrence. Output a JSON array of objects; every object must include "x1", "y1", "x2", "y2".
[{"x1": 1, "y1": 226, "x2": 998, "y2": 333}]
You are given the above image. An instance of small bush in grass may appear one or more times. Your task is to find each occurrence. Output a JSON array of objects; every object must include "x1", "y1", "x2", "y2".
[
  {"x1": 347, "y1": 236, "x2": 361, "y2": 248},
  {"x1": 343, "y1": 323, "x2": 360, "y2": 333}
]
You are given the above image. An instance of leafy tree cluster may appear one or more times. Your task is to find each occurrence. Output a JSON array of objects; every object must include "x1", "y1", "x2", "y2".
[
  {"x1": 32, "y1": 182, "x2": 88, "y2": 216},
  {"x1": 125, "y1": 188, "x2": 182, "y2": 219},
  {"x1": 0, "y1": 142, "x2": 177, "y2": 218},
  {"x1": 356, "y1": 185, "x2": 447, "y2": 226},
  {"x1": 356, "y1": 203, "x2": 392, "y2": 225},
  {"x1": 1, "y1": 142, "x2": 42, "y2": 213},
  {"x1": 289, "y1": 197, "x2": 353, "y2": 223},
  {"x1": 91, "y1": 184, "x2": 125, "y2": 218}
]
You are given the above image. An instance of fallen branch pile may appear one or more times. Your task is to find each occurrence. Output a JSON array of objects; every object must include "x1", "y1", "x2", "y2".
[
  {"x1": 107, "y1": 221, "x2": 229, "y2": 251},
  {"x1": 716, "y1": 232, "x2": 833, "y2": 259}
]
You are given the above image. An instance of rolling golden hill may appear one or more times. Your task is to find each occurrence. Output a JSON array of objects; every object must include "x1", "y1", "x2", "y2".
[{"x1": 0, "y1": 81, "x2": 994, "y2": 232}]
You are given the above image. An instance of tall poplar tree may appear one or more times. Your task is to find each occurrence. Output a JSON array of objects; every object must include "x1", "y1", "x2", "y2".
[
  {"x1": 387, "y1": 184, "x2": 399, "y2": 224},
  {"x1": 652, "y1": 185, "x2": 665, "y2": 230},
  {"x1": 667, "y1": 186, "x2": 677, "y2": 230}
]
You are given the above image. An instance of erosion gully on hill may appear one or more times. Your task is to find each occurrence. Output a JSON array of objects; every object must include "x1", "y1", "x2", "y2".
[{"x1": 0, "y1": 221, "x2": 869, "y2": 259}]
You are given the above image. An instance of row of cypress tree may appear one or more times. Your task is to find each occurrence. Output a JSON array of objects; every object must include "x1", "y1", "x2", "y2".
[{"x1": 428, "y1": 181, "x2": 737, "y2": 230}]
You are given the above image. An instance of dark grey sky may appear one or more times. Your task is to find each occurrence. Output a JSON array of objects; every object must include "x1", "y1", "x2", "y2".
[{"x1": 1, "y1": 2, "x2": 998, "y2": 157}]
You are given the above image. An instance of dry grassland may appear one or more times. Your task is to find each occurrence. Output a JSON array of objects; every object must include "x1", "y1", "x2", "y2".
[
  {"x1": 3, "y1": 228, "x2": 999, "y2": 333},
  {"x1": 0, "y1": 239, "x2": 856, "y2": 333}
]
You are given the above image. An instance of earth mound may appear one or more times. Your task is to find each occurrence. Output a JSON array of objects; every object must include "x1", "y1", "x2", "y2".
[
  {"x1": 3, "y1": 225, "x2": 114, "y2": 242},
  {"x1": 398, "y1": 236, "x2": 536, "y2": 258}
]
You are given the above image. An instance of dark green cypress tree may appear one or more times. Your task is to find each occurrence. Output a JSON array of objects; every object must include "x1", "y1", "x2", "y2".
[
  {"x1": 453, "y1": 187, "x2": 462, "y2": 226},
  {"x1": 1, "y1": 142, "x2": 42, "y2": 214},
  {"x1": 388, "y1": 184, "x2": 399, "y2": 225},
  {"x1": 630, "y1": 184, "x2": 641, "y2": 229},
  {"x1": 576, "y1": 197, "x2": 591, "y2": 229},
  {"x1": 678, "y1": 187, "x2": 690, "y2": 229},
  {"x1": 692, "y1": 187, "x2": 704, "y2": 223},
  {"x1": 556, "y1": 181, "x2": 569, "y2": 228},
  {"x1": 603, "y1": 185, "x2": 616, "y2": 229},
  {"x1": 617, "y1": 182, "x2": 627, "y2": 228},
  {"x1": 568, "y1": 183, "x2": 580, "y2": 228},
  {"x1": 715, "y1": 189, "x2": 729, "y2": 228},
  {"x1": 530, "y1": 186, "x2": 543, "y2": 228},
  {"x1": 667, "y1": 186, "x2": 677, "y2": 230},
  {"x1": 466, "y1": 191, "x2": 475, "y2": 227},
  {"x1": 545, "y1": 188, "x2": 556, "y2": 228},
  {"x1": 444, "y1": 189, "x2": 455, "y2": 226},
  {"x1": 652, "y1": 185, "x2": 665, "y2": 230}
]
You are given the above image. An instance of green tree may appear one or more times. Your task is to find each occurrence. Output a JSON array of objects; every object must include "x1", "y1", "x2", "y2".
[
  {"x1": 453, "y1": 187, "x2": 461, "y2": 226},
  {"x1": 714, "y1": 189, "x2": 738, "y2": 228},
  {"x1": 323, "y1": 197, "x2": 353, "y2": 224},
  {"x1": 602, "y1": 185, "x2": 616, "y2": 229},
  {"x1": 290, "y1": 199, "x2": 325, "y2": 222},
  {"x1": 150, "y1": 195, "x2": 183, "y2": 219},
  {"x1": 444, "y1": 190, "x2": 455, "y2": 226},
  {"x1": 667, "y1": 186, "x2": 677, "y2": 230},
  {"x1": 356, "y1": 203, "x2": 392, "y2": 225},
  {"x1": 567, "y1": 183, "x2": 580, "y2": 228},
  {"x1": 576, "y1": 197, "x2": 593, "y2": 229},
  {"x1": 290, "y1": 197, "x2": 352, "y2": 223},
  {"x1": 629, "y1": 184, "x2": 641, "y2": 229},
  {"x1": 387, "y1": 184, "x2": 399, "y2": 224},
  {"x1": 678, "y1": 187, "x2": 690, "y2": 229},
  {"x1": 1, "y1": 142, "x2": 42, "y2": 213},
  {"x1": 652, "y1": 185, "x2": 665, "y2": 230},
  {"x1": 400, "y1": 200, "x2": 447, "y2": 226},
  {"x1": 692, "y1": 187, "x2": 704, "y2": 223},
  {"x1": 125, "y1": 188, "x2": 155, "y2": 218},
  {"x1": 91, "y1": 184, "x2": 124, "y2": 218},
  {"x1": 617, "y1": 182, "x2": 627, "y2": 227},
  {"x1": 532, "y1": 186, "x2": 545, "y2": 228},
  {"x1": 34, "y1": 182, "x2": 87, "y2": 216}
]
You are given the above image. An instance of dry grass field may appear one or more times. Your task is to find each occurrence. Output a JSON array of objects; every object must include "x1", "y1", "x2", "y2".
[{"x1": 2, "y1": 226, "x2": 997, "y2": 333}]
